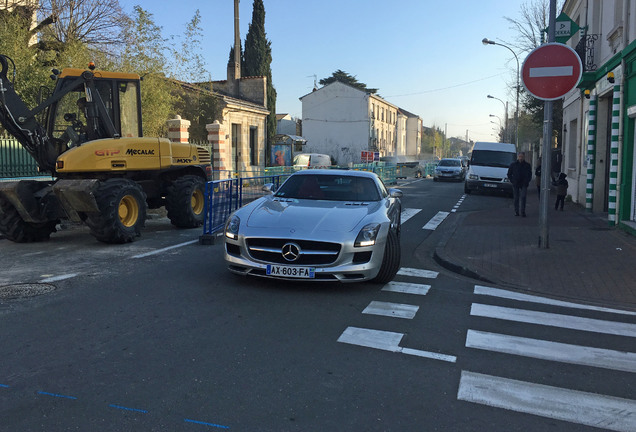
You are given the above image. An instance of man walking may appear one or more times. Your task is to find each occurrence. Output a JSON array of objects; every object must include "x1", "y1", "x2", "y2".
[{"x1": 507, "y1": 152, "x2": 532, "y2": 217}]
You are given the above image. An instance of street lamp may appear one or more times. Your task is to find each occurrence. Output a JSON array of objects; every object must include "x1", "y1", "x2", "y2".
[
  {"x1": 489, "y1": 114, "x2": 502, "y2": 126},
  {"x1": 487, "y1": 95, "x2": 508, "y2": 142},
  {"x1": 483, "y1": 38, "x2": 519, "y2": 148}
]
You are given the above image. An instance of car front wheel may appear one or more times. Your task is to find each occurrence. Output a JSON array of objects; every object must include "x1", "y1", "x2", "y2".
[{"x1": 372, "y1": 229, "x2": 401, "y2": 284}]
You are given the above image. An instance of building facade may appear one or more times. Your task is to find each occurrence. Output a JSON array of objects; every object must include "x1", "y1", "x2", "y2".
[
  {"x1": 300, "y1": 81, "x2": 421, "y2": 165},
  {"x1": 561, "y1": 0, "x2": 636, "y2": 231}
]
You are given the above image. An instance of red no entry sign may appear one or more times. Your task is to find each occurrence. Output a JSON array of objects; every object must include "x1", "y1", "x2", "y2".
[{"x1": 522, "y1": 43, "x2": 582, "y2": 100}]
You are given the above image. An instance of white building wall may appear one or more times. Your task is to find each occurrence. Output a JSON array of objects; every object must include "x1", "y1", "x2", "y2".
[
  {"x1": 396, "y1": 113, "x2": 407, "y2": 156},
  {"x1": 406, "y1": 116, "x2": 422, "y2": 158},
  {"x1": 301, "y1": 82, "x2": 370, "y2": 165}
]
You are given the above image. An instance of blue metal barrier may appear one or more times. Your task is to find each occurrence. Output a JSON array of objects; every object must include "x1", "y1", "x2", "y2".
[{"x1": 201, "y1": 175, "x2": 289, "y2": 237}]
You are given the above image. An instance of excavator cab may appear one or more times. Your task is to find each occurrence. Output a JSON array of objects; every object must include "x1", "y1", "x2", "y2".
[{"x1": 45, "y1": 68, "x2": 143, "y2": 152}]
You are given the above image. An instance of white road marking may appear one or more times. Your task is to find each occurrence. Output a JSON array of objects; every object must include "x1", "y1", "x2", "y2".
[
  {"x1": 362, "y1": 301, "x2": 419, "y2": 319},
  {"x1": 423, "y1": 211, "x2": 450, "y2": 230},
  {"x1": 338, "y1": 327, "x2": 456, "y2": 363},
  {"x1": 400, "y1": 208, "x2": 422, "y2": 224},
  {"x1": 529, "y1": 65, "x2": 574, "y2": 78},
  {"x1": 471, "y1": 303, "x2": 636, "y2": 337},
  {"x1": 466, "y1": 330, "x2": 636, "y2": 373},
  {"x1": 132, "y1": 240, "x2": 198, "y2": 259},
  {"x1": 457, "y1": 371, "x2": 636, "y2": 432},
  {"x1": 397, "y1": 267, "x2": 439, "y2": 279},
  {"x1": 382, "y1": 281, "x2": 431, "y2": 296},
  {"x1": 39, "y1": 273, "x2": 78, "y2": 283},
  {"x1": 474, "y1": 285, "x2": 636, "y2": 316}
]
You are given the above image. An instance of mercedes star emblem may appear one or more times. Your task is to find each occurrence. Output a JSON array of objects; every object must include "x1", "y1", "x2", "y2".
[{"x1": 281, "y1": 243, "x2": 301, "y2": 262}]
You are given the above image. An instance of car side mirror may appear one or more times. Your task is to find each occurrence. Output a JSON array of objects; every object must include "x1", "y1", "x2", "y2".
[
  {"x1": 389, "y1": 188, "x2": 403, "y2": 198},
  {"x1": 262, "y1": 183, "x2": 276, "y2": 194}
]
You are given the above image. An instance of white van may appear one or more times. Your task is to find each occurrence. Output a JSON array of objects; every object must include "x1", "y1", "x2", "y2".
[
  {"x1": 293, "y1": 153, "x2": 332, "y2": 169},
  {"x1": 464, "y1": 142, "x2": 517, "y2": 195}
]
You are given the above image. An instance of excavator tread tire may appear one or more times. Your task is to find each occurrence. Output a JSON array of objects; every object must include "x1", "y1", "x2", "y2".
[
  {"x1": 165, "y1": 175, "x2": 206, "y2": 228},
  {"x1": 0, "y1": 195, "x2": 58, "y2": 242},
  {"x1": 85, "y1": 179, "x2": 146, "y2": 244}
]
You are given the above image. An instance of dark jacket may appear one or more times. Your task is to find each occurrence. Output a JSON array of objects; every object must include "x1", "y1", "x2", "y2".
[
  {"x1": 555, "y1": 173, "x2": 569, "y2": 195},
  {"x1": 507, "y1": 160, "x2": 532, "y2": 187}
]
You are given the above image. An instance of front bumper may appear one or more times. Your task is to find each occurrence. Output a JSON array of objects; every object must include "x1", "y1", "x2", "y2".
[
  {"x1": 434, "y1": 171, "x2": 464, "y2": 180},
  {"x1": 224, "y1": 231, "x2": 388, "y2": 283},
  {"x1": 465, "y1": 179, "x2": 512, "y2": 193}
]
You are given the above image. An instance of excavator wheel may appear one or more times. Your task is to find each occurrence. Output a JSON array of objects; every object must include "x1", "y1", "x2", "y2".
[
  {"x1": 165, "y1": 175, "x2": 206, "y2": 228},
  {"x1": 85, "y1": 179, "x2": 146, "y2": 244},
  {"x1": 0, "y1": 195, "x2": 58, "y2": 242}
]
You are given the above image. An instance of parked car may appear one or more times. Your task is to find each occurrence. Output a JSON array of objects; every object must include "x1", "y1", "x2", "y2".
[
  {"x1": 224, "y1": 170, "x2": 402, "y2": 283},
  {"x1": 292, "y1": 153, "x2": 332, "y2": 169},
  {"x1": 433, "y1": 158, "x2": 465, "y2": 182}
]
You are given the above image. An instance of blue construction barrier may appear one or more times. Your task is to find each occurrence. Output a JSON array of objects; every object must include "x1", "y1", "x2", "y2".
[{"x1": 200, "y1": 175, "x2": 289, "y2": 240}]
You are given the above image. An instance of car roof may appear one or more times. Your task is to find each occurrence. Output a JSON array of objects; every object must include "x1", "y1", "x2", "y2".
[{"x1": 292, "y1": 169, "x2": 378, "y2": 178}]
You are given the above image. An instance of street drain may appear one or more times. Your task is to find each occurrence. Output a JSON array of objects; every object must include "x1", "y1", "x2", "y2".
[{"x1": 0, "y1": 283, "x2": 57, "y2": 300}]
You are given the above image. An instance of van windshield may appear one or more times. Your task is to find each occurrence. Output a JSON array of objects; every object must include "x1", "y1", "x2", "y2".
[{"x1": 471, "y1": 150, "x2": 516, "y2": 168}]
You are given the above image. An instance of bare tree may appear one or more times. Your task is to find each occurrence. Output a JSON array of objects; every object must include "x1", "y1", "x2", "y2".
[
  {"x1": 38, "y1": 0, "x2": 128, "y2": 49},
  {"x1": 503, "y1": 0, "x2": 565, "y2": 53}
]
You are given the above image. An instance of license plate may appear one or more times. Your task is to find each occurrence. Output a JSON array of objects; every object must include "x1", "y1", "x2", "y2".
[
  {"x1": 266, "y1": 265, "x2": 315, "y2": 278},
  {"x1": 484, "y1": 183, "x2": 498, "y2": 188}
]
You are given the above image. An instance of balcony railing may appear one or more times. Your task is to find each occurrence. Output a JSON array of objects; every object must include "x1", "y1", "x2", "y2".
[{"x1": 575, "y1": 34, "x2": 599, "y2": 72}]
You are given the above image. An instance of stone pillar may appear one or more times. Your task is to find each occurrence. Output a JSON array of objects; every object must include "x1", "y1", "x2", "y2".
[
  {"x1": 207, "y1": 120, "x2": 229, "y2": 180},
  {"x1": 167, "y1": 115, "x2": 190, "y2": 143}
]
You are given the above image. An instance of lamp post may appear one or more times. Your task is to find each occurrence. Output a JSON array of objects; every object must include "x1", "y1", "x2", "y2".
[
  {"x1": 483, "y1": 39, "x2": 519, "y2": 149},
  {"x1": 487, "y1": 95, "x2": 508, "y2": 142}
]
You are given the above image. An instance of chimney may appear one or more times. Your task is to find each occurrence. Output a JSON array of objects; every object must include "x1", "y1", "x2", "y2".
[{"x1": 233, "y1": 0, "x2": 241, "y2": 95}]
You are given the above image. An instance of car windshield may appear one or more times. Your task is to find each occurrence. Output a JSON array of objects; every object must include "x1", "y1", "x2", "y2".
[
  {"x1": 470, "y1": 150, "x2": 516, "y2": 168},
  {"x1": 439, "y1": 159, "x2": 460, "y2": 167},
  {"x1": 275, "y1": 174, "x2": 380, "y2": 201}
]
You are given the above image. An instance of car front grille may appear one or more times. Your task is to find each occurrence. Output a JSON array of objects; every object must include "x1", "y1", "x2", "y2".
[
  {"x1": 246, "y1": 238, "x2": 341, "y2": 265},
  {"x1": 481, "y1": 176, "x2": 504, "y2": 181}
]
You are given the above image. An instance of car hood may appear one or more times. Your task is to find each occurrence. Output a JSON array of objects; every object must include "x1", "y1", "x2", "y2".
[{"x1": 245, "y1": 197, "x2": 381, "y2": 233}]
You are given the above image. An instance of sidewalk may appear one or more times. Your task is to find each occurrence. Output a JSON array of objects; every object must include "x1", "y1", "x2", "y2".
[{"x1": 434, "y1": 193, "x2": 636, "y2": 311}]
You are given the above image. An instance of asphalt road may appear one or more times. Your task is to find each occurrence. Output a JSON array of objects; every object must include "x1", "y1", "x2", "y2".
[{"x1": 1, "y1": 178, "x2": 634, "y2": 431}]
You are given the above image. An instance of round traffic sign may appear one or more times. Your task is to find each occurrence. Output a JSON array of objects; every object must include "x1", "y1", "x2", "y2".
[{"x1": 521, "y1": 43, "x2": 582, "y2": 100}]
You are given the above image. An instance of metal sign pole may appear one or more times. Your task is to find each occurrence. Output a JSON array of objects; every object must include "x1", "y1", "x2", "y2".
[{"x1": 538, "y1": 0, "x2": 557, "y2": 248}]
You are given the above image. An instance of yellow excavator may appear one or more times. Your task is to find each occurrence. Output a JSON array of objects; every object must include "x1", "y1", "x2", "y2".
[{"x1": 0, "y1": 55, "x2": 212, "y2": 243}]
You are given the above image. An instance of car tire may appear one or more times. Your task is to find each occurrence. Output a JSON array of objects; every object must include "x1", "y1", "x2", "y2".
[
  {"x1": 433, "y1": 177, "x2": 438, "y2": 182},
  {"x1": 372, "y1": 229, "x2": 401, "y2": 284}
]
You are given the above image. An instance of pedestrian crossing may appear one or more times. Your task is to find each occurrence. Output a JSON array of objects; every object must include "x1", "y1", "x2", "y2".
[
  {"x1": 336, "y1": 267, "x2": 636, "y2": 431},
  {"x1": 460, "y1": 285, "x2": 636, "y2": 431}
]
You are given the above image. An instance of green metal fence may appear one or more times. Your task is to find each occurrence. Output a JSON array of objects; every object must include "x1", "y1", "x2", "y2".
[{"x1": 0, "y1": 137, "x2": 46, "y2": 178}]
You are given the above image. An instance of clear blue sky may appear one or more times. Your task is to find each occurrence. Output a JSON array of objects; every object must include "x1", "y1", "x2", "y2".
[{"x1": 119, "y1": 0, "x2": 529, "y2": 142}]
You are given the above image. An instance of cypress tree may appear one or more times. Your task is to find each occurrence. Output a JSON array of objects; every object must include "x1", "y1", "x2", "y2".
[{"x1": 242, "y1": 0, "x2": 276, "y2": 148}]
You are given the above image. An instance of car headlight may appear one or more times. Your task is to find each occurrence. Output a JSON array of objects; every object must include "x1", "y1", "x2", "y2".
[
  {"x1": 355, "y1": 223, "x2": 380, "y2": 247},
  {"x1": 469, "y1": 173, "x2": 478, "y2": 180},
  {"x1": 225, "y1": 214, "x2": 240, "y2": 240},
  {"x1": 503, "y1": 177, "x2": 510, "y2": 183}
]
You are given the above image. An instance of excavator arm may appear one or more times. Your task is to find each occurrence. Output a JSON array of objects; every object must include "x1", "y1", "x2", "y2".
[
  {"x1": 0, "y1": 54, "x2": 59, "y2": 174},
  {"x1": 0, "y1": 54, "x2": 119, "y2": 175}
]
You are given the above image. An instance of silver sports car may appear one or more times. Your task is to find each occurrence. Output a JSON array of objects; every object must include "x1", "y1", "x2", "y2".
[{"x1": 224, "y1": 169, "x2": 402, "y2": 283}]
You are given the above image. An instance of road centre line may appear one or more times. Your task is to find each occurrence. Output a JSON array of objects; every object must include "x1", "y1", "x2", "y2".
[
  {"x1": 39, "y1": 273, "x2": 78, "y2": 283},
  {"x1": 423, "y1": 211, "x2": 450, "y2": 230},
  {"x1": 382, "y1": 281, "x2": 431, "y2": 296},
  {"x1": 457, "y1": 371, "x2": 636, "y2": 432},
  {"x1": 132, "y1": 240, "x2": 198, "y2": 259},
  {"x1": 397, "y1": 267, "x2": 439, "y2": 279},
  {"x1": 338, "y1": 327, "x2": 456, "y2": 363},
  {"x1": 471, "y1": 303, "x2": 636, "y2": 337},
  {"x1": 362, "y1": 301, "x2": 419, "y2": 319},
  {"x1": 474, "y1": 285, "x2": 636, "y2": 316},
  {"x1": 466, "y1": 329, "x2": 636, "y2": 373}
]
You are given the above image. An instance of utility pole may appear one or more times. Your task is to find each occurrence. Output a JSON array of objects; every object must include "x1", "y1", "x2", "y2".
[{"x1": 538, "y1": 0, "x2": 556, "y2": 248}]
